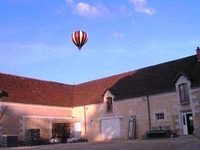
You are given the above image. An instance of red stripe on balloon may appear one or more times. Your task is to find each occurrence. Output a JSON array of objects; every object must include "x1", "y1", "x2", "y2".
[
  {"x1": 75, "y1": 31, "x2": 80, "y2": 46},
  {"x1": 71, "y1": 30, "x2": 88, "y2": 50}
]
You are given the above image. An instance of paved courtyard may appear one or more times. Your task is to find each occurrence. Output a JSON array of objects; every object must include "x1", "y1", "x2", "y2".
[{"x1": 1, "y1": 136, "x2": 200, "y2": 150}]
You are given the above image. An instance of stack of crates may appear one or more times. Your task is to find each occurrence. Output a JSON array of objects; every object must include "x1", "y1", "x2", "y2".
[{"x1": 26, "y1": 129, "x2": 40, "y2": 145}]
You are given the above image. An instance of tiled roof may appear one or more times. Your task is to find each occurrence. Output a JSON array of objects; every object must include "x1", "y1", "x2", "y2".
[
  {"x1": 0, "y1": 54, "x2": 200, "y2": 107},
  {"x1": 0, "y1": 73, "x2": 74, "y2": 107},
  {"x1": 109, "y1": 55, "x2": 200, "y2": 101},
  {"x1": 73, "y1": 72, "x2": 132, "y2": 106}
]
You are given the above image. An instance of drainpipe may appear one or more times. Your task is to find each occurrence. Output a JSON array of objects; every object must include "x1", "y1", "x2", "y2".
[
  {"x1": 0, "y1": 90, "x2": 8, "y2": 139},
  {"x1": 146, "y1": 95, "x2": 151, "y2": 131},
  {"x1": 84, "y1": 105, "x2": 87, "y2": 139},
  {"x1": 0, "y1": 97, "x2": 2, "y2": 137}
]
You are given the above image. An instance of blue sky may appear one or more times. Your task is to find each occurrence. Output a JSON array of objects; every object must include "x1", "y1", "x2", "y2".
[{"x1": 0, "y1": 0, "x2": 200, "y2": 84}]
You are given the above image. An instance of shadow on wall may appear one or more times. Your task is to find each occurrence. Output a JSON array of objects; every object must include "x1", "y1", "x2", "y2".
[{"x1": 195, "y1": 113, "x2": 200, "y2": 137}]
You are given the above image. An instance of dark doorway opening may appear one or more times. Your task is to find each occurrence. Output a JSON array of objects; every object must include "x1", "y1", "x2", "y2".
[
  {"x1": 186, "y1": 114, "x2": 194, "y2": 135},
  {"x1": 52, "y1": 123, "x2": 70, "y2": 143}
]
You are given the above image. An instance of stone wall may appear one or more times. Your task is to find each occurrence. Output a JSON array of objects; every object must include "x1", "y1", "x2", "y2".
[
  {"x1": 24, "y1": 117, "x2": 72, "y2": 141},
  {"x1": 1, "y1": 102, "x2": 73, "y2": 142},
  {"x1": 192, "y1": 88, "x2": 200, "y2": 136},
  {"x1": 150, "y1": 93, "x2": 178, "y2": 132},
  {"x1": 73, "y1": 92, "x2": 176, "y2": 141}
]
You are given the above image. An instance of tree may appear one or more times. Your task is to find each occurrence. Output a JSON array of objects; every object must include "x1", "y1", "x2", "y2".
[{"x1": 0, "y1": 105, "x2": 8, "y2": 120}]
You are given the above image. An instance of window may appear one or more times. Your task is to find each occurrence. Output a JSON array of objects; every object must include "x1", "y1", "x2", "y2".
[
  {"x1": 106, "y1": 97, "x2": 113, "y2": 112},
  {"x1": 90, "y1": 120, "x2": 94, "y2": 127},
  {"x1": 179, "y1": 83, "x2": 190, "y2": 103},
  {"x1": 155, "y1": 113, "x2": 165, "y2": 120}
]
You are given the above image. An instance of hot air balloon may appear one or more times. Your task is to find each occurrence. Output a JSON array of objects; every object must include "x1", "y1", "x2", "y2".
[{"x1": 71, "y1": 30, "x2": 88, "y2": 50}]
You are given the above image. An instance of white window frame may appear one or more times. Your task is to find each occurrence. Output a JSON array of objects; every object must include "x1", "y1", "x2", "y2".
[
  {"x1": 155, "y1": 112, "x2": 165, "y2": 121},
  {"x1": 179, "y1": 83, "x2": 190, "y2": 103}
]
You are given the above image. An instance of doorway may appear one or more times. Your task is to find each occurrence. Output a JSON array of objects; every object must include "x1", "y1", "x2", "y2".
[
  {"x1": 101, "y1": 118, "x2": 121, "y2": 140},
  {"x1": 52, "y1": 123, "x2": 70, "y2": 142},
  {"x1": 182, "y1": 113, "x2": 194, "y2": 135},
  {"x1": 127, "y1": 116, "x2": 136, "y2": 140}
]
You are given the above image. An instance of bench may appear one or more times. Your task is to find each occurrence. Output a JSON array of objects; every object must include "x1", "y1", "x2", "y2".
[{"x1": 146, "y1": 129, "x2": 172, "y2": 139}]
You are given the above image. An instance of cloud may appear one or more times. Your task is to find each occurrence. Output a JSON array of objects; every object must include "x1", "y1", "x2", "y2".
[
  {"x1": 129, "y1": 0, "x2": 155, "y2": 15},
  {"x1": 75, "y1": 2, "x2": 99, "y2": 17},
  {"x1": 66, "y1": 0, "x2": 73, "y2": 5},
  {"x1": 113, "y1": 32, "x2": 124, "y2": 38},
  {"x1": 71, "y1": 2, "x2": 110, "y2": 18}
]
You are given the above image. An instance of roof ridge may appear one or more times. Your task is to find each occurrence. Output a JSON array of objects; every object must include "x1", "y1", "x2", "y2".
[
  {"x1": 135, "y1": 55, "x2": 196, "y2": 71},
  {"x1": 75, "y1": 70, "x2": 134, "y2": 86}
]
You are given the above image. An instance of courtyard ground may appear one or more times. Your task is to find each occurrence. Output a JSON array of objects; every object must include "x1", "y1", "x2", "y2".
[{"x1": 1, "y1": 136, "x2": 200, "y2": 150}]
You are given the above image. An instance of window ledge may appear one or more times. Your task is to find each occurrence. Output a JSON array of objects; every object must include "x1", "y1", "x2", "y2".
[
  {"x1": 180, "y1": 101, "x2": 190, "y2": 105},
  {"x1": 106, "y1": 111, "x2": 113, "y2": 113},
  {"x1": 99, "y1": 115, "x2": 123, "y2": 120}
]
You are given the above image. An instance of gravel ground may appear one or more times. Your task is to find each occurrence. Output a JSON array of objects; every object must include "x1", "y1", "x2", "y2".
[{"x1": 1, "y1": 136, "x2": 200, "y2": 150}]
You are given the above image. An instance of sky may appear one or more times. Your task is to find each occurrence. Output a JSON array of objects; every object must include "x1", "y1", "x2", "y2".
[{"x1": 0, "y1": 0, "x2": 200, "y2": 84}]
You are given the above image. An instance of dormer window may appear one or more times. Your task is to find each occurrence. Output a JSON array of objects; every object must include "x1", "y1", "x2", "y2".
[
  {"x1": 179, "y1": 83, "x2": 190, "y2": 103},
  {"x1": 106, "y1": 97, "x2": 113, "y2": 113}
]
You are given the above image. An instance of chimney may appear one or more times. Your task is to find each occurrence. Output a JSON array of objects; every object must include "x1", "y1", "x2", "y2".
[{"x1": 197, "y1": 47, "x2": 200, "y2": 62}]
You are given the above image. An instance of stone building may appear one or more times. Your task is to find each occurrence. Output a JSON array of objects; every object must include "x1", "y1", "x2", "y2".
[{"x1": 0, "y1": 48, "x2": 200, "y2": 142}]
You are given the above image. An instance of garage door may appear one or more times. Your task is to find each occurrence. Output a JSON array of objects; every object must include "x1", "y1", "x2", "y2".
[{"x1": 101, "y1": 118, "x2": 121, "y2": 140}]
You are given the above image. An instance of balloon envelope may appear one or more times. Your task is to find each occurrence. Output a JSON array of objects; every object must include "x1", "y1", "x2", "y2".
[{"x1": 71, "y1": 31, "x2": 88, "y2": 50}]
